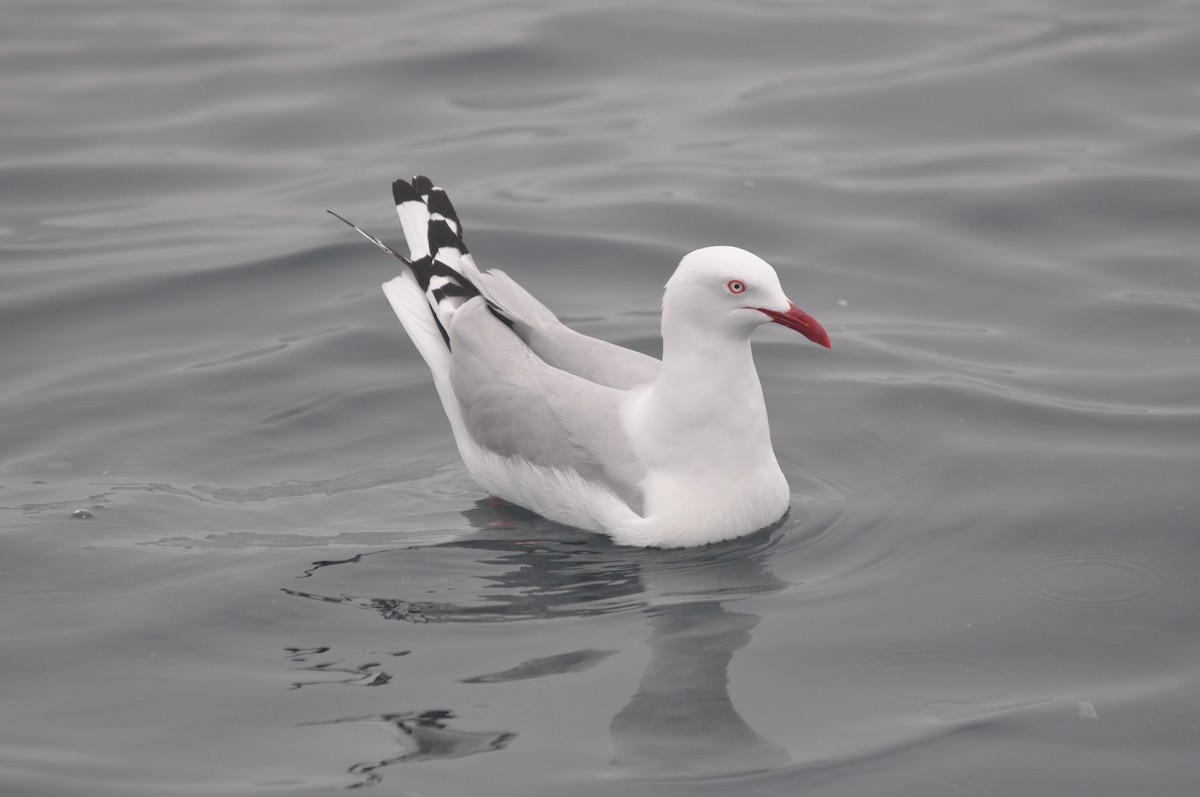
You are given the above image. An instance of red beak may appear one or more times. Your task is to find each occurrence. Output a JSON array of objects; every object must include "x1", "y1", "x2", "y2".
[{"x1": 758, "y1": 302, "x2": 831, "y2": 349}]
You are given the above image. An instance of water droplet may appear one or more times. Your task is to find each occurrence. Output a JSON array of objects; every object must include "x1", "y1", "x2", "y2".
[
  {"x1": 1078, "y1": 700, "x2": 1099, "y2": 720},
  {"x1": 71, "y1": 509, "x2": 93, "y2": 520}
]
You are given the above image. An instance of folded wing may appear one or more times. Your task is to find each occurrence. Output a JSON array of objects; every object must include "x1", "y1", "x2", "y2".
[{"x1": 448, "y1": 299, "x2": 647, "y2": 514}]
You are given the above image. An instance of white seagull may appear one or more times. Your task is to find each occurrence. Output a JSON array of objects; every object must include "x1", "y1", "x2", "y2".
[{"x1": 331, "y1": 176, "x2": 830, "y2": 548}]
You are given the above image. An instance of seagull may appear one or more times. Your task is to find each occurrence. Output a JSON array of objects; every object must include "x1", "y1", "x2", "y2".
[{"x1": 330, "y1": 176, "x2": 830, "y2": 548}]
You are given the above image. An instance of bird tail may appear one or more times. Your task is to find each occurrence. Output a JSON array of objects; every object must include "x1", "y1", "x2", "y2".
[
  {"x1": 329, "y1": 177, "x2": 513, "y2": 362},
  {"x1": 387, "y1": 176, "x2": 507, "y2": 351},
  {"x1": 392, "y1": 176, "x2": 484, "y2": 282},
  {"x1": 330, "y1": 178, "x2": 506, "y2": 466},
  {"x1": 331, "y1": 175, "x2": 574, "y2": 374}
]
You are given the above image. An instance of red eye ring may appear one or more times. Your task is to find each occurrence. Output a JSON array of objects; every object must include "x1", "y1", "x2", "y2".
[{"x1": 726, "y1": 279, "x2": 746, "y2": 295}]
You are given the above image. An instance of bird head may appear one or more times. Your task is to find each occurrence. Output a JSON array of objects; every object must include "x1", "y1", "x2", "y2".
[{"x1": 664, "y1": 246, "x2": 830, "y2": 349}]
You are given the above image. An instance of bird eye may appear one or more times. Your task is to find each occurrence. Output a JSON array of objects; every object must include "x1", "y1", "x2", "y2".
[{"x1": 726, "y1": 279, "x2": 746, "y2": 295}]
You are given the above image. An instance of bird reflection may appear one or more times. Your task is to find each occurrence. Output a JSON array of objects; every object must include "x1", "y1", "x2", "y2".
[
  {"x1": 286, "y1": 498, "x2": 792, "y2": 781},
  {"x1": 610, "y1": 601, "x2": 789, "y2": 777}
]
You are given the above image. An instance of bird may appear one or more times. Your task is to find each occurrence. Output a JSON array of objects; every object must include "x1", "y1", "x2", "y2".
[{"x1": 330, "y1": 176, "x2": 830, "y2": 548}]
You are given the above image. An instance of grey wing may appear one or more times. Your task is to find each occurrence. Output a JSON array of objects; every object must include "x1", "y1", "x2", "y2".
[
  {"x1": 448, "y1": 299, "x2": 647, "y2": 513},
  {"x1": 475, "y1": 269, "x2": 661, "y2": 390},
  {"x1": 517, "y1": 324, "x2": 660, "y2": 390}
]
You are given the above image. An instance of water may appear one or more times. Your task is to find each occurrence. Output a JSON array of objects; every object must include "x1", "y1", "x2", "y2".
[{"x1": 2, "y1": 0, "x2": 1199, "y2": 794}]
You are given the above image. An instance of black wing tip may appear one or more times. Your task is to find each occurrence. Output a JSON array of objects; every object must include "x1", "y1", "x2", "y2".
[
  {"x1": 426, "y1": 188, "x2": 459, "y2": 222},
  {"x1": 392, "y1": 178, "x2": 421, "y2": 205},
  {"x1": 428, "y1": 219, "x2": 468, "y2": 254},
  {"x1": 406, "y1": 254, "x2": 477, "y2": 296},
  {"x1": 412, "y1": 175, "x2": 434, "y2": 195},
  {"x1": 406, "y1": 254, "x2": 436, "y2": 289}
]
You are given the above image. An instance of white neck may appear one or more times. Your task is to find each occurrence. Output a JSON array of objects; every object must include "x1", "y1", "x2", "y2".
[
  {"x1": 633, "y1": 310, "x2": 775, "y2": 471},
  {"x1": 614, "y1": 308, "x2": 790, "y2": 546}
]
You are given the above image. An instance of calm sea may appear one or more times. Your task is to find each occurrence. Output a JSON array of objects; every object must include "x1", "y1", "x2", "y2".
[{"x1": 2, "y1": 0, "x2": 1199, "y2": 794}]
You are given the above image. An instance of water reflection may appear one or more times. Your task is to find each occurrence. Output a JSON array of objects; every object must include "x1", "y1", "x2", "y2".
[
  {"x1": 462, "y1": 648, "x2": 618, "y2": 683},
  {"x1": 285, "y1": 499, "x2": 793, "y2": 782},
  {"x1": 610, "y1": 601, "x2": 790, "y2": 777},
  {"x1": 299, "y1": 710, "x2": 515, "y2": 788}
]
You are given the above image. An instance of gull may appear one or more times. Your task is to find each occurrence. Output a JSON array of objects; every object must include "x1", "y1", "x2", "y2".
[{"x1": 330, "y1": 176, "x2": 830, "y2": 548}]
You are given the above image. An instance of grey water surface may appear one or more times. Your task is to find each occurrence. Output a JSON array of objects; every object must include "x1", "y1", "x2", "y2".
[{"x1": 3, "y1": 0, "x2": 1199, "y2": 794}]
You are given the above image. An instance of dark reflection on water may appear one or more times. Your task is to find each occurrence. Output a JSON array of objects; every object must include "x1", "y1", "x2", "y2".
[
  {"x1": 286, "y1": 500, "x2": 793, "y2": 783},
  {"x1": 300, "y1": 710, "x2": 515, "y2": 789},
  {"x1": 609, "y1": 602, "x2": 790, "y2": 778},
  {"x1": 461, "y1": 648, "x2": 617, "y2": 683}
]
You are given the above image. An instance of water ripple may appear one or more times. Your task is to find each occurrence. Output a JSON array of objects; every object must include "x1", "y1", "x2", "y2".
[
  {"x1": 801, "y1": 764, "x2": 999, "y2": 797},
  {"x1": 1015, "y1": 554, "x2": 1168, "y2": 610},
  {"x1": 859, "y1": 647, "x2": 1046, "y2": 721}
]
